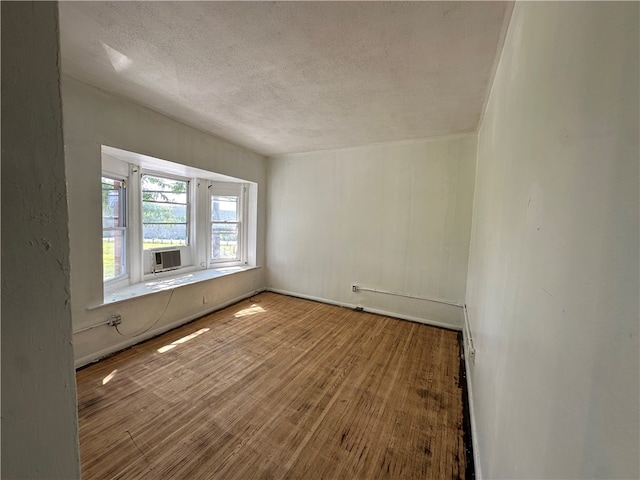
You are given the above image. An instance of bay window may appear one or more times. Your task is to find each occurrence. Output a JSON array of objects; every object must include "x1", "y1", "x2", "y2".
[{"x1": 101, "y1": 145, "x2": 256, "y2": 296}]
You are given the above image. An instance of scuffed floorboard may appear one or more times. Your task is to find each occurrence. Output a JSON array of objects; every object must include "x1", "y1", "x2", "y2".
[{"x1": 77, "y1": 292, "x2": 472, "y2": 479}]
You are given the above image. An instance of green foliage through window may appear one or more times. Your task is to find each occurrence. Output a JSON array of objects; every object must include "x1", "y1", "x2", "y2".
[{"x1": 142, "y1": 174, "x2": 189, "y2": 248}]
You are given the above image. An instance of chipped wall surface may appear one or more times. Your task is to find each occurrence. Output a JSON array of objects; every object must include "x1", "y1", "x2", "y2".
[
  {"x1": 466, "y1": 3, "x2": 639, "y2": 478},
  {"x1": 62, "y1": 78, "x2": 267, "y2": 366},
  {"x1": 1, "y1": 2, "x2": 81, "y2": 478},
  {"x1": 267, "y1": 136, "x2": 477, "y2": 328}
]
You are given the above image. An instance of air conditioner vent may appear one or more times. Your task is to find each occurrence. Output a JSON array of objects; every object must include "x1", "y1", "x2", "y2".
[{"x1": 153, "y1": 249, "x2": 181, "y2": 273}]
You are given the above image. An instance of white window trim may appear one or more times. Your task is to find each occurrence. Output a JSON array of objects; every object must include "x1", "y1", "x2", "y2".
[
  {"x1": 102, "y1": 172, "x2": 129, "y2": 288},
  {"x1": 140, "y1": 169, "x2": 192, "y2": 249},
  {"x1": 208, "y1": 182, "x2": 248, "y2": 267}
]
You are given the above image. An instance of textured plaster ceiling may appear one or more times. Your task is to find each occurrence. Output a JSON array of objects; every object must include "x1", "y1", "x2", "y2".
[{"x1": 59, "y1": 2, "x2": 512, "y2": 156}]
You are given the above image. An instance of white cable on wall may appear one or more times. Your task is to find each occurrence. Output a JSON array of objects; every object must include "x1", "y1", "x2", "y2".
[
  {"x1": 355, "y1": 286, "x2": 463, "y2": 308},
  {"x1": 73, "y1": 320, "x2": 113, "y2": 334},
  {"x1": 115, "y1": 288, "x2": 176, "y2": 337},
  {"x1": 463, "y1": 303, "x2": 476, "y2": 360}
]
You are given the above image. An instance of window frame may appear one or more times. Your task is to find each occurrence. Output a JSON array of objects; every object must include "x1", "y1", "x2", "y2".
[
  {"x1": 140, "y1": 170, "x2": 191, "y2": 251},
  {"x1": 209, "y1": 182, "x2": 247, "y2": 267},
  {"x1": 102, "y1": 173, "x2": 128, "y2": 285}
]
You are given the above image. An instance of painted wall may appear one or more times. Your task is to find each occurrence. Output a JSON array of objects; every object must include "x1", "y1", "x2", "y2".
[
  {"x1": 1, "y1": 2, "x2": 81, "y2": 478},
  {"x1": 267, "y1": 136, "x2": 476, "y2": 328},
  {"x1": 62, "y1": 78, "x2": 267, "y2": 366},
  {"x1": 466, "y1": 2, "x2": 639, "y2": 478}
]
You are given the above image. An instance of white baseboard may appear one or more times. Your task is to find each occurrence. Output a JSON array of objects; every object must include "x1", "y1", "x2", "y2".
[
  {"x1": 75, "y1": 287, "x2": 266, "y2": 368},
  {"x1": 462, "y1": 305, "x2": 482, "y2": 480},
  {"x1": 267, "y1": 288, "x2": 462, "y2": 331}
]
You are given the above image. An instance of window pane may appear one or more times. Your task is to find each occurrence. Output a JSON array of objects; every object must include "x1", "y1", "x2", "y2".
[
  {"x1": 103, "y1": 230, "x2": 125, "y2": 281},
  {"x1": 142, "y1": 203, "x2": 187, "y2": 224},
  {"x1": 143, "y1": 224, "x2": 187, "y2": 249},
  {"x1": 102, "y1": 177, "x2": 124, "y2": 228},
  {"x1": 212, "y1": 195, "x2": 238, "y2": 222},
  {"x1": 142, "y1": 175, "x2": 189, "y2": 250},
  {"x1": 212, "y1": 223, "x2": 238, "y2": 260}
]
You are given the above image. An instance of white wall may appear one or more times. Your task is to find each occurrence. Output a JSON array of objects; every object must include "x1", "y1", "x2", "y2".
[
  {"x1": 1, "y1": 2, "x2": 81, "y2": 477},
  {"x1": 466, "y1": 3, "x2": 639, "y2": 479},
  {"x1": 267, "y1": 136, "x2": 476, "y2": 328},
  {"x1": 62, "y1": 78, "x2": 267, "y2": 366}
]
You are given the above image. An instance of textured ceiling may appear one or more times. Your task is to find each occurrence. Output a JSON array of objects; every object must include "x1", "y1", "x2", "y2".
[{"x1": 59, "y1": 2, "x2": 512, "y2": 156}]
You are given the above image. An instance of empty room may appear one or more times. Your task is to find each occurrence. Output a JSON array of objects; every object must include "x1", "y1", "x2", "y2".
[{"x1": 2, "y1": 1, "x2": 638, "y2": 480}]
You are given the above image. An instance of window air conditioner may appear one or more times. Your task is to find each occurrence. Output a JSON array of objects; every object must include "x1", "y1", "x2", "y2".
[{"x1": 152, "y1": 249, "x2": 181, "y2": 273}]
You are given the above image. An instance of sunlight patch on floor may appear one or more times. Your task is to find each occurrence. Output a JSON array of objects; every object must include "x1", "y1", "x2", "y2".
[
  {"x1": 157, "y1": 328, "x2": 210, "y2": 353},
  {"x1": 234, "y1": 304, "x2": 266, "y2": 318},
  {"x1": 102, "y1": 369, "x2": 118, "y2": 385}
]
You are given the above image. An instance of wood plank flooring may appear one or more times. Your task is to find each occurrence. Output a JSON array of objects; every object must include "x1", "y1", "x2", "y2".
[{"x1": 76, "y1": 292, "x2": 470, "y2": 479}]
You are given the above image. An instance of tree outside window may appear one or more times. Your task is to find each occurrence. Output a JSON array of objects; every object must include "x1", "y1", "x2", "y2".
[{"x1": 141, "y1": 175, "x2": 189, "y2": 250}]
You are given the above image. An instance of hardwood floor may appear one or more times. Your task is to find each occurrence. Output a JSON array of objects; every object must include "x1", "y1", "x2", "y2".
[{"x1": 76, "y1": 292, "x2": 471, "y2": 479}]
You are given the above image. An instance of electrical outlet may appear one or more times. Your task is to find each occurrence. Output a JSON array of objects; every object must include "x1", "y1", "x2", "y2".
[
  {"x1": 107, "y1": 314, "x2": 122, "y2": 326},
  {"x1": 351, "y1": 284, "x2": 358, "y2": 292}
]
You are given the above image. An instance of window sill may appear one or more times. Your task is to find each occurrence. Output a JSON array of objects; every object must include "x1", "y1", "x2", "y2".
[{"x1": 89, "y1": 265, "x2": 260, "y2": 309}]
